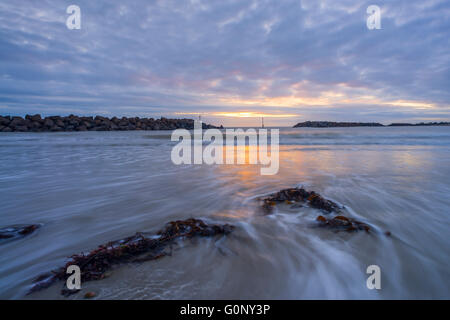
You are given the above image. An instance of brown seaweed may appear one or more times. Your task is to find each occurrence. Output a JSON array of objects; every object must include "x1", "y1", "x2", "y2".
[
  {"x1": 315, "y1": 215, "x2": 371, "y2": 233},
  {"x1": 262, "y1": 187, "x2": 341, "y2": 213},
  {"x1": 28, "y1": 218, "x2": 234, "y2": 295},
  {"x1": 262, "y1": 187, "x2": 379, "y2": 234}
]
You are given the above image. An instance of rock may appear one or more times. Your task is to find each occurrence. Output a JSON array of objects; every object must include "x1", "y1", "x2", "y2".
[
  {"x1": 0, "y1": 224, "x2": 40, "y2": 243},
  {"x1": 25, "y1": 114, "x2": 42, "y2": 122},
  {"x1": 43, "y1": 118, "x2": 54, "y2": 128},
  {"x1": 30, "y1": 121, "x2": 42, "y2": 129},
  {"x1": 69, "y1": 119, "x2": 80, "y2": 126},
  {"x1": 50, "y1": 125, "x2": 63, "y2": 132},
  {"x1": 14, "y1": 125, "x2": 29, "y2": 132},
  {"x1": 118, "y1": 119, "x2": 129, "y2": 127},
  {"x1": 0, "y1": 116, "x2": 11, "y2": 126},
  {"x1": 82, "y1": 121, "x2": 92, "y2": 129},
  {"x1": 9, "y1": 117, "x2": 26, "y2": 128},
  {"x1": 55, "y1": 119, "x2": 65, "y2": 127}
]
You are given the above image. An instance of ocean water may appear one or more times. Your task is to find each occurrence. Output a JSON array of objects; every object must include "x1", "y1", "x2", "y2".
[{"x1": 0, "y1": 126, "x2": 449, "y2": 299}]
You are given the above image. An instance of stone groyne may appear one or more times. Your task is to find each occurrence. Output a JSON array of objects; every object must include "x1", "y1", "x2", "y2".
[{"x1": 0, "y1": 115, "x2": 221, "y2": 132}]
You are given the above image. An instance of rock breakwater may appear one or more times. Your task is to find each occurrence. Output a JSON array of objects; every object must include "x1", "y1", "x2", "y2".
[{"x1": 0, "y1": 115, "x2": 221, "y2": 132}]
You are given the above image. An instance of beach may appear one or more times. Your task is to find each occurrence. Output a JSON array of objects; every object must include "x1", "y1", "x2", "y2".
[{"x1": 1, "y1": 126, "x2": 449, "y2": 299}]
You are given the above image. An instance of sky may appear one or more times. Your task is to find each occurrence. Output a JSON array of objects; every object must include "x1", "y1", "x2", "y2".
[{"x1": 0, "y1": 0, "x2": 449, "y2": 127}]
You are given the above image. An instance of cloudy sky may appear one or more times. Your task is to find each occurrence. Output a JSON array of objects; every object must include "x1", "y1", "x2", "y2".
[{"x1": 0, "y1": 0, "x2": 449, "y2": 126}]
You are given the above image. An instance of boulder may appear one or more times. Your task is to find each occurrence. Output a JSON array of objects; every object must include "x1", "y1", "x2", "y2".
[
  {"x1": 43, "y1": 118, "x2": 54, "y2": 128},
  {"x1": 9, "y1": 117, "x2": 26, "y2": 128},
  {"x1": 82, "y1": 121, "x2": 92, "y2": 129},
  {"x1": 50, "y1": 125, "x2": 63, "y2": 132},
  {"x1": 0, "y1": 116, "x2": 11, "y2": 126},
  {"x1": 14, "y1": 125, "x2": 29, "y2": 132},
  {"x1": 25, "y1": 114, "x2": 42, "y2": 122}
]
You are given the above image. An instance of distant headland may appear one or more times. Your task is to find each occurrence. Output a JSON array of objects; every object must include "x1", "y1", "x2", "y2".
[
  {"x1": 293, "y1": 121, "x2": 450, "y2": 128},
  {"x1": 0, "y1": 115, "x2": 222, "y2": 132}
]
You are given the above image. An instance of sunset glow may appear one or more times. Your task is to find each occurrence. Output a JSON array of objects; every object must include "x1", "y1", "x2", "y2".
[{"x1": 0, "y1": 1, "x2": 448, "y2": 126}]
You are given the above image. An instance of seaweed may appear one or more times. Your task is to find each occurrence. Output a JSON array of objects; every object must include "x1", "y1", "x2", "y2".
[
  {"x1": 261, "y1": 187, "x2": 380, "y2": 234},
  {"x1": 315, "y1": 215, "x2": 371, "y2": 233},
  {"x1": 28, "y1": 218, "x2": 234, "y2": 296},
  {"x1": 262, "y1": 187, "x2": 341, "y2": 213}
]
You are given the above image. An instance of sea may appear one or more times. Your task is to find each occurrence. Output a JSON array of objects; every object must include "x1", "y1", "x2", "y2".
[{"x1": 0, "y1": 126, "x2": 449, "y2": 299}]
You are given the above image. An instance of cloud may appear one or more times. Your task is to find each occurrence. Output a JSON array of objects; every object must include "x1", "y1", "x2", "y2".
[{"x1": 0, "y1": 0, "x2": 449, "y2": 125}]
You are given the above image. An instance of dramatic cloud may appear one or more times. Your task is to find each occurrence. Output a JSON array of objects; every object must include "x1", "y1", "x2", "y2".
[{"x1": 0, "y1": 0, "x2": 449, "y2": 126}]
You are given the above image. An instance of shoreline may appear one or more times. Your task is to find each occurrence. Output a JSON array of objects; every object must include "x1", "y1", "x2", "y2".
[
  {"x1": 293, "y1": 121, "x2": 450, "y2": 128},
  {"x1": 1, "y1": 115, "x2": 450, "y2": 133}
]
